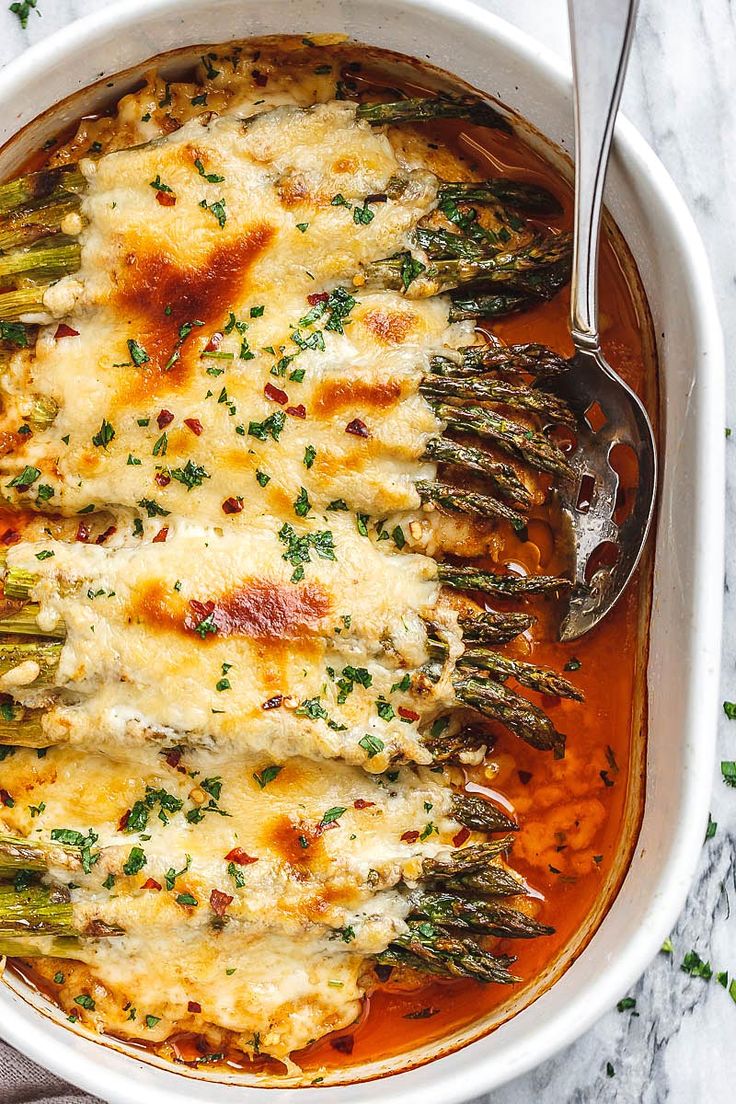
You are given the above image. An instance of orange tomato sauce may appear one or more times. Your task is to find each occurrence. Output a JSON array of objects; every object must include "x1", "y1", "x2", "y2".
[{"x1": 5, "y1": 40, "x2": 653, "y2": 1079}]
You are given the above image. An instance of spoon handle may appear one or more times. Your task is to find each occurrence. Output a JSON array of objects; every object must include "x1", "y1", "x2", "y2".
[{"x1": 568, "y1": 0, "x2": 639, "y2": 351}]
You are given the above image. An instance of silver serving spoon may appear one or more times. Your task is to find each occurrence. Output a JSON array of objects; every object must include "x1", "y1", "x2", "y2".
[{"x1": 551, "y1": 0, "x2": 657, "y2": 640}]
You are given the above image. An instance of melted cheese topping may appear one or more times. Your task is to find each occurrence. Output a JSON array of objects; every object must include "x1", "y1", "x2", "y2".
[
  {"x1": 0, "y1": 103, "x2": 472, "y2": 523},
  {"x1": 7, "y1": 517, "x2": 461, "y2": 767},
  {"x1": 0, "y1": 743, "x2": 465, "y2": 1058},
  {"x1": 0, "y1": 43, "x2": 513, "y2": 1074}
]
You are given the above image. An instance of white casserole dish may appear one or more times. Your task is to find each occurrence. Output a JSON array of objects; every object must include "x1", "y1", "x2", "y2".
[{"x1": 0, "y1": 0, "x2": 723, "y2": 1100}]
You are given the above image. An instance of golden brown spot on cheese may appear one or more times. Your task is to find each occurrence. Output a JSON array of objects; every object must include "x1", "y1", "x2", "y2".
[
  {"x1": 129, "y1": 579, "x2": 330, "y2": 640},
  {"x1": 267, "y1": 814, "x2": 326, "y2": 873},
  {"x1": 114, "y1": 226, "x2": 274, "y2": 401},
  {"x1": 332, "y1": 156, "x2": 357, "y2": 174},
  {"x1": 312, "y1": 378, "x2": 402, "y2": 416},
  {"x1": 277, "y1": 172, "x2": 312, "y2": 208},
  {"x1": 362, "y1": 309, "x2": 415, "y2": 345}
]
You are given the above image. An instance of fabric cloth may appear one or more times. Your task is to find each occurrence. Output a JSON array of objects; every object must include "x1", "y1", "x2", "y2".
[{"x1": 0, "y1": 1039, "x2": 101, "y2": 1103}]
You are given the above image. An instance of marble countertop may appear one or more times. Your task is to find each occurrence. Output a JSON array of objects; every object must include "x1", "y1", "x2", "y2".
[{"x1": 0, "y1": 1, "x2": 734, "y2": 1101}]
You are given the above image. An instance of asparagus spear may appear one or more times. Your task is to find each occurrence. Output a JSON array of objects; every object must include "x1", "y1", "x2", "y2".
[
  {"x1": 451, "y1": 792, "x2": 517, "y2": 833},
  {"x1": 423, "y1": 839, "x2": 516, "y2": 878},
  {"x1": 433, "y1": 402, "x2": 572, "y2": 477},
  {"x1": 430, "y1": 343, "x2": 570, "y2": 380},
  {"x1": 0, "y1": 833, "x2": 55, "y2": 875},
  {"x1": 442, "y1": 865, "x2": 528, "y2": 899},
  {"x1": 422, "y1": 437, "x2": 532, "y2": 505},
  {"x1": 457, "y1": 648, "x2": 584, "y2": 700},
  {"x1": 410, "y1": 892, "x2": 553, "y2": 938},
  {"x1": 0, "y1": 704, "x2": 46, "y2": 746},
  {"x1": 356, "y1": 96, "x2": 511, "y2": 133},
  {"x1": 362, "y1": 235, "x2": 572, "y2": 299},
  {"x1": 0, "y1": 194, "x2": 83, "y2": 251},
  {"x1": 437, "y1": 180, "x2": 563, "y2": 216},
  {"x1": 421, "y1": 376, "x2": 575, "y2": 426},
  {"x1": 421, "y1": 721, "x2": 489, "y2": 763},
  {"x1": 458, "y1": 611, "x2": 535, "y2": 645},
  {"x1": 455, "y1": 676, "x2": 565, "y2": 756},
  {"x1": 0, "y1": 238, "x2": 81, "y2": 285},
  {"x1": 417, "y1": 480, "x2": 527, "y2": 529},
  {"x1": 0, "y1": 287, "x2": 49, "y2": 322},
  {"x1": 0, "y1": 883, "x2": 75, "y2": 936},
  {"x1": 0, "y1": 640, "x2": 63, "y2": 687},
  {"x1": 0, "y1": 933, "x2": 83, "y2": 958},
  {"x1": 378, "y1": 921, "x2": 520, "y2": 983},
  {"x1": 448, "y1": 292, "x2": 531, "y2": 322},
  {"x1": 438, "y1": 564, "x2": 570, "y2": 597},
  {"x1": 0, "y1": 603, "x2": 66, "y2": 637},
  {"x1": 0, "y1": 165, "x2": 86, "y2": 218},
  {"x1": 3, "y1": 568, "x2": 39, "y2": 601},
  {"x1": 414, "y1": 225, "x2": 498, "y2": 262}
]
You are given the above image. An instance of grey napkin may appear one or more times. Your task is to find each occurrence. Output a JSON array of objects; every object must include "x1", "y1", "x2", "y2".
[{"x1": 0, "y1": 1039, "x2": 102, "y2": 1103}]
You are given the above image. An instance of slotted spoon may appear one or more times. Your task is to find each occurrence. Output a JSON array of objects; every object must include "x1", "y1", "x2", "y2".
[{"x1": 550, "y1": 0, "x2": 657, "y2": 640}]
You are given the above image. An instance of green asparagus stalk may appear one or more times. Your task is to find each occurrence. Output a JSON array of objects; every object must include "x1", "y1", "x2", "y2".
[
  {"x1": 423, "y1": 437, "x2": 531, "y2": 505},
  {"x1": 442, "y1": 865, "x2": 527, "y2": 899},
  {"x1": 356, "y1": 96, "x2": 511, "y2": 133},
  {"x1": 455, "y1": 676, "x2": 565, "y2": 756},
  {"x1": 0, "y1": 834, "x2": 52, "y2": 875},
  {"x1": 379, "y1": 921, "x2": 520, "y2": 983},
  {"x1": 417, "y1": 480, "x2": 526, "y2": 529},
  {"x1": 457, "y1": 648, "x2": 583, "y2": 700},
  {"x1": 0, "y1": 704, "x2": 46, "y2": 746},
  {"x1": 0, "y1": 640, "x2": 63, "y2": 687},
  {"x1": 438, "y1": 564, "x2": 570, "y2": 597},
  {"x1": 458, "y1": 611, "x2": 535, "y2": 645},
  {"x1": 0, "y1": 238, "x2": 81, "y2": 285},
  {"x1": 0, "y1": 287, "x2": 49, "y2": 322},
  {"x1": 414, "y1": 225, "x2": 497, "y2": 262},
  {"x1": 3, "y1": 567, "x2": 38, "y2": 601},
  {"x1": 0, "y1": 194, "x2": 83, "y2": 251},
  {"x1": 0, "y1": 933, "x2": 83, "y2": 958},
  {"x1": 409, "y1": 892, "x2": 553, "y2": 938},
  {"x1": 451, "y1": 792, "x2": 517, "y2": 833},
  {"x1": 448, "y1": 292, "x2": 531, "y2": 322},
  {"x1": 363, "y1": 235, "x2": 572, "y2": 299},
  {"x1": 421, "y1": 375, "x2": 575, "y2": 426},
  {"x1": 437, "y1": 180, "x2": 563, "y2": 215},
  {"x1": 421, "y1": 721, "x2": 490, "y2": 763},
  {"x1": 0, "y1": 165, "x2": 86, "y2": 217},
  {"x1": 0, "y1": 603, "x2": 65, "y2": 638},
  {"x1": 430, "y1": 342, "x2": 569, "y2": 380},
  {"x1": 0, "y1": 882, "x2": 75, "y2": 936},
  {"x1": 433, "y1": 402, "x2": 572, "y2": 477},
  {"x1": 423, "y1": 839, "x2": 516, "y2": 878}
]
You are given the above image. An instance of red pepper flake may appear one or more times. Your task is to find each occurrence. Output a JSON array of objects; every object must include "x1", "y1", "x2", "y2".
[
  {"x1": 264, "y1": 382, "x2": 288, "y2": 405},
  {"x1": 155, "y1": 472, "x2": 171, "y2": 487},
  {"x1": 75, "y1": 522, "x2": 90, "y2": 543},
  {"x1": 353, "y1": 799, "x2": 376, "y2": 810},
  {"x1": 95, "y1": 525, "x2": 117, "y2": 545},
  {"x1": 307, "y1": 292, "x2": 329, "y2": 306},
  {"x1": 286, "y1": 404, "x2": 306, "y2": 418},
  {"x1": 330, "y1": 1035, "x2": 354, "y2": 1055},
  {"x1": 261, "y1": 694, "x2": 283, "y2": 711},
  {"x1": 346, "y1": 418, "x2": 369, "y2": 437},
  {"x1": 452, "y1": 827, "x2": 471, "y2": 848},
  {"x1": 152, "y1": 527, "x2": 169, "y2": 543},
  {"x1": 54, "y1": 323, "x2": 79, "y2": 339},
  {"x1": 0, "y1": 529, "x2": 20, "y2": 546},
  {"x1": 187, "y1": 1000, "x2": 202, "y2": 1014},
  {"x1": 518, "y1": 770, "x2": 533, "y2": 785},
  {"x1": 400, "y1": 830, "x2": 420, "y2": 843},
  {"x1": 398, "y1": 707, "x2": 420, "y2": 722},
  {"x1": 252, "y1": 69, "x2": 268, "y2": 87},
  {"x1": 142, "y1": 878, "x2": 162, "y2": 892},
  {"x1": 184, "y1": 417, "x2": 203, "y2": 436},
  {"x1": 209, "y1": 888, "x2": 234, "y2": 917},
  {"x1": 165, "y1": 748, "x2": 182, "y2": 769},
  {"x1": 204, "y1": 332, "x2": 223, "y2": 353},
  {"x1": 0, "y1": 789, "x2": 13, "y2": 807},
  {"x1": 222, "y1": 496, "x2": 243, "y2": 515},
  {"x1": 157, "y1": 409, "x2": 174, "y2": 429},
  {"x1": 155, "y1": 190, "x2": 177, "y2": 207},
  {"x1": 117, "y1": 809, "x2": 131, "y2": 831},
  {"x1": 225, "y1": 847, "x2": 259, "y2": 866}
]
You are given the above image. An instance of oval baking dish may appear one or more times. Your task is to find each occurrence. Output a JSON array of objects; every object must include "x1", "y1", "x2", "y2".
[{"x1": 0, "y1": 1, "x2": 723, "y2": 1102}]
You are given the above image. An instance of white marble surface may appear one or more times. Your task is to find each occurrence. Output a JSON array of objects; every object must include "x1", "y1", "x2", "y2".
[{"x1": 0, "y1": 1, "x2": 734, "y2": 1101}]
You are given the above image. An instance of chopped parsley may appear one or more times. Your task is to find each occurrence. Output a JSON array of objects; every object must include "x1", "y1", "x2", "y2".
[
  {"x1": 170, "y1": 460, "x2": 211, "y2": 490},
  {"x1": 253, "y1": 764, "x2": 282, "y2": 789},
  {"x1": 358, "y1": 734, "x2": 384, "y2": 759},
  {"x1": 127, "y1": 339, "x2": 150, "y2": 366},
  {"x1": 194, "y1": 157, "x2": 224, "y2": 183}
]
